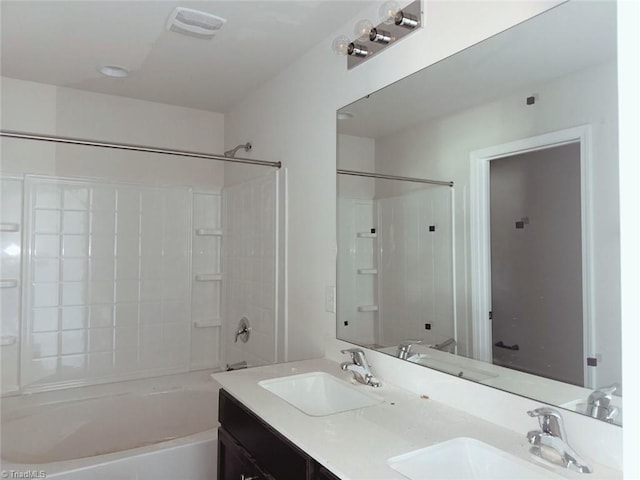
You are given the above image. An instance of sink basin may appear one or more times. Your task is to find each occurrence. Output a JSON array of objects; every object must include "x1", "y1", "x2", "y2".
[
  {"x1": 388, "y1": 437, "x2": 564, "y2": 480},
  {"x1": 258, "y1": 372, "x2": 383, "y2": 416}
]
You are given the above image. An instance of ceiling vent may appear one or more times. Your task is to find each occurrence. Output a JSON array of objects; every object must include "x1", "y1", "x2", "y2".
[{"x1": 166, "y1": 7, "x2": 226, "y2": 39}]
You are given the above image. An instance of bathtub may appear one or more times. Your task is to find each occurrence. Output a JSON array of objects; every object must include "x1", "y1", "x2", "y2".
[{"x1": 0, "y1": 371, "x2": 220, "y2": 480}]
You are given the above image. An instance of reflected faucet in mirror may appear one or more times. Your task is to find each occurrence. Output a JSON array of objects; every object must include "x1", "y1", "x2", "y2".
[
  {"x1": 587, "y1": 384, "x2": 619, "y2": 423},
  {"x1": 396, "y1": 340, "x2": 423, "y2": 360}
]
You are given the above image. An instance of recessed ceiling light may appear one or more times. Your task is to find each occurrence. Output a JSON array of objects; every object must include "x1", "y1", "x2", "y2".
[
  {"x1": 337, "y1": 112, "x2": 354, "y2": 120},
  {"x1": 99, "y1": 65, "x2": 129, "y2": 78}
]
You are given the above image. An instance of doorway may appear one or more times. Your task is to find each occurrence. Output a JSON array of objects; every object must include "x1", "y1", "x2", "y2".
[
  {"x1": 489, "y1": 143, "x2": 583, "y2": 385},
  {"x1": 470, "y1": 126, "x2": 594, "y2": 388}
]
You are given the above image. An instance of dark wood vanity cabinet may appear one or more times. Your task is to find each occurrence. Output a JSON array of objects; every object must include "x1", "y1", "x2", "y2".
[{"x1": 218, "y1": 389, "x2": 341, "y2": 480}]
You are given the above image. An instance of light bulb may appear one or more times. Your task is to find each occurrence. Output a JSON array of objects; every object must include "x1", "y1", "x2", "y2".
[
  {"x1": 378, "y1": 0, "x2": 400, "y2": 25},
  {"x1": 332, "y1": 35, "x2": 351, "y2": 56},
  {"x1": 353, "y1": 19, "x2": 374, "y2": 38}
]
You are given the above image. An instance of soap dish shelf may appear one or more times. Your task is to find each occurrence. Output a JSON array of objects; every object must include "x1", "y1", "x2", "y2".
[
  {"x1": 0, "y1": 223, "x2": 19, "y2": 232},
  {"x1": 357, "y1": 268, "x2": 378, "y2": 275},
  {"x1": 195, "y1": 228, "x2": 222, "y2": 236},
  {"x1": 193, "y1": 319, "x2": 222, "y2": 328},
  {"x1": 357, "y1": 305, "x2": 379, "y2": 312},
  {"x1": 195, "y1": 273, "x2": 222, "y2": 282}
]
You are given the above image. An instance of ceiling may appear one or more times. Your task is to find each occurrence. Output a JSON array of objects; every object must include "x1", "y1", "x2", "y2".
[
  {"x1": 0, "y1": 1, "x2": 368, "y2": 113},
  {"x1": 338, "y1": 1, "x2": 617, "y2": 139}
]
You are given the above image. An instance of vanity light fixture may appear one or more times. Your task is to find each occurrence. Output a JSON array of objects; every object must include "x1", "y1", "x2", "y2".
[
  {"x1": 332, "y1": 35, "x2": 369, "y2": 58},
  {"x1": 379, "y1": 1, "x2": 419, "y2": 29},
  {"x1": 354, "y1": 19, "x2": 392, "y2": 45},
  {"x1": 334, "y1": 0, "x2": 421, "y2": 69}
]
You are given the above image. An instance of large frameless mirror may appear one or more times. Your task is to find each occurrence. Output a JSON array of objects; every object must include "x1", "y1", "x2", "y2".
[{"x1": 336, "y1": 1, "x2": 621, "y2": 426}]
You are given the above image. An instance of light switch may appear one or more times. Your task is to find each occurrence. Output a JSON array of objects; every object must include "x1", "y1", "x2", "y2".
[{"x1": 325, "y1": 286, "x2": 336, "y2": 313}]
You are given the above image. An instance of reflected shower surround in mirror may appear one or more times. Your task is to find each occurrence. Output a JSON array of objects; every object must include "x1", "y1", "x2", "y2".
[
  {"x1": 336, "y1": 173, "x2": 454, "y2": 353},
  {"x1": 335, "y1": 1, "x2": 621, "y2": 425},
  {"x1": 332, "y1": 0, "x2": 421, "y2": 69}
]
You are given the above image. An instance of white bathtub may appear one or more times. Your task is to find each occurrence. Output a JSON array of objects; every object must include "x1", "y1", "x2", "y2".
[{"x1": 0, "y1": 371, "x2": 220, "y2": 480}]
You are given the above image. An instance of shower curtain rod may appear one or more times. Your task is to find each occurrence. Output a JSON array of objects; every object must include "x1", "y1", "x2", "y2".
[
  {"x1": 337, "y1": 169, "x2": 453, "y2": 187},
  {"x1": 0, "y1": 130, "x2": 281, "y2": 169}
]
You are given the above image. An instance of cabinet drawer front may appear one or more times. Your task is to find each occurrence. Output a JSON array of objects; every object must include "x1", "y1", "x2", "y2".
[
  {"x1": 218, "y1": 428, "x2": 272, "y2": 480},
  {"x1": 219, "y1": 389, "x2": 311, "y2": 479}
]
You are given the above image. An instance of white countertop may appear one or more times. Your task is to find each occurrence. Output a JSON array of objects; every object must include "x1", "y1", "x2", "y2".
[{"x1": 212, "y1": 358, "x2": 621, "y2": 480}]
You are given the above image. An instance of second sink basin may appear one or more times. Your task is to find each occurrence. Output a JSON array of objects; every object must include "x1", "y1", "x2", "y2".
[
  {"x1": 388, "y1": 437, "x2": 564, "y2": 479},
  {"x1": 258, "y1": 371, "x2": 383, "y2": 416}
]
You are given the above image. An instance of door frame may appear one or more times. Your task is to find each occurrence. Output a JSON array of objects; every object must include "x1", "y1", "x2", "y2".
[{"x1": 469, "y1": 125, "x2": 595, "y2": 388}]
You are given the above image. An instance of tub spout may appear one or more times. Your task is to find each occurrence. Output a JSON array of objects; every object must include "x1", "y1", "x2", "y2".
[{"x1": 226, "y1": 361, "x2": 248, "y2": 371}]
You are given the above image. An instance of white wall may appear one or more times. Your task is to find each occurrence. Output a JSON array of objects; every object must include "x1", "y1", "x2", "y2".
[
  {"x1": 618, "y1": 1, "x2": 640, "y2": 476},
  {"x1": 1, "y1": 77, "x2": 225, "y2": 187},
  {"x1": 374, "y1": 61, "x2": 620, "y2": 388}
]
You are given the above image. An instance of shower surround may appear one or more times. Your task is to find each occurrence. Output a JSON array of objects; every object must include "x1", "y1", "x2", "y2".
[{"x1": 0, "y1": 170, "x2": 280, "y2": 395}]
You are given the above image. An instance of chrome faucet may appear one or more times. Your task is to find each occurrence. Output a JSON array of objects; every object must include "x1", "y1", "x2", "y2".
[
  {"x1": 396, "y1": 340, "x2": 422, "y2": 360},
  {"x1": 526, "y1": 407, "x2": 592, "y2": 473},
  {"x1": 340, "y1": 348, "x2": 381, "y2": 387},
  {"x1": 586, "y1": 384, "x2": 619, "y2": 422}
]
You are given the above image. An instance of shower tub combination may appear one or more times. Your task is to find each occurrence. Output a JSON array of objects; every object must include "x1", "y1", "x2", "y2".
[{"x1": 1, "y1": 371, "x2": 220, "y2": 480}]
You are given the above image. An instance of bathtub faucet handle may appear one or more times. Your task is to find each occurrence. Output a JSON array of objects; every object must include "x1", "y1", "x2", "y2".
[{"x1": 234, "y1": 317, "x2": 251, "y2": 343}]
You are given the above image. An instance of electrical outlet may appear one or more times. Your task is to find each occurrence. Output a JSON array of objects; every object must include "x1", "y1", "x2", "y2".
[{"x1": 325, "y1": 286, "x2": 336, "y2": 313}]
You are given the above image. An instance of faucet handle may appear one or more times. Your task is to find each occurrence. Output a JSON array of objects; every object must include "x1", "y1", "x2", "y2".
[
  {"x1": 527, "y1": 407, "x2": 567, "y2": 440},
  {"x1": 341, "y1": 348, "x2": 367, "y2": 366},
  {"x1": 341, "y1": 348, "x2": 363, "y2": 354}
]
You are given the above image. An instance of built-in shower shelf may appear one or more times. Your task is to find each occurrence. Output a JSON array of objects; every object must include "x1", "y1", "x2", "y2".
[
  {"x1": 193, "y1": 319, "x2": 222, "y2": 328},
  {"x1": 357, "y1": 305, "x2": 379, "y2": 312},
  {"x1": 195, "y1": 228, "x2": 223, "y2": 236},
  {"x1": 357, "y1": 232, "x2": 377, "y2": 238},
  {"x1": 0, "y1": 279, "x2": 19, "y2": 288},
  {"x1": 1, "y1": 335, "x2": 17, "y2": 346},
  {"x1": 0, "y1": 223, "x2": 19, "y2": 232},
  {"x1": 357, "y1": 268, "x2": 378, "y2": 275},
  {"x1": 195, "y1": 273, "x2": 223, "y2": 282}
]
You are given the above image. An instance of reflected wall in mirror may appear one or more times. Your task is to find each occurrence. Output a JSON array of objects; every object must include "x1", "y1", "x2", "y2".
[{"x1": 336, "y1": 1, "x2": 621, "y2": 426}]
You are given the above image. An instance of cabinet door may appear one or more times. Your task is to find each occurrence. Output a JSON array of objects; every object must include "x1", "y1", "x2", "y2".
[
  {"x1": 314, "y1": 465, "x2": 341, "y2": 480},
  {"x1": 219, "y1": 389, "x2": 312, "y2": 478},
  {"x1": 218, "y1": 428, "x2": 272, "y2": 480}
]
